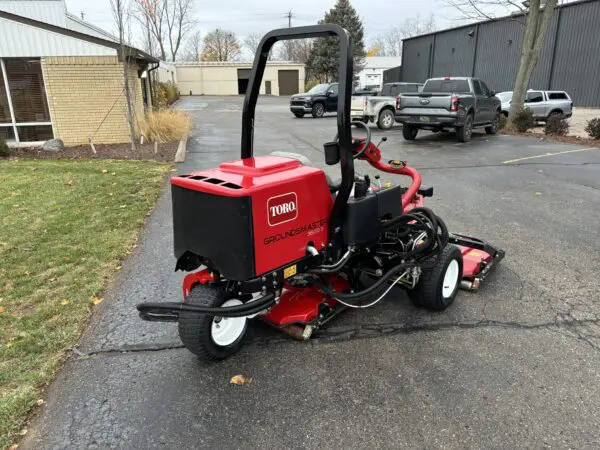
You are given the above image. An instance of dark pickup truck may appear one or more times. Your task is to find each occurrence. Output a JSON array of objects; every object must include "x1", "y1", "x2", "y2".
[
  {"x1": 290, "y1": 83, "x2": 339, "y2": 118},
  {"x1": 395, "y1": 77, "x2": 501, "y2": 142}
]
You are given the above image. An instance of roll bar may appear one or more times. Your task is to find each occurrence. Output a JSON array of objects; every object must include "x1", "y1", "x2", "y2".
[{"x1": 241, "y1": 24, "x2": 354, "y2": 247}]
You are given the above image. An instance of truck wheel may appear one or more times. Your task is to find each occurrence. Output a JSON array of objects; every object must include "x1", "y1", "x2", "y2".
[
  {"x1": 311, "y1": 103, "x2": 325, "y2": 118},
  {"x1": 456, "y1": 114, "x2": 473, "y2": 142},
  {"x1": 178, "y1": 285, "x2": 248, "y2": 361},
  {"x1": 408, "y1": 244, "x2": 463, "y2": 311},
  {"x1": 377, "y1": 109, "x2": 395, "y2": 130},
  {"x1": 402, "y1": 125, "x2": 418, "y2": 140},
  {"x1": 485, "y1": 112, "x2": 501, "y2": 135},
  {"x1": 293, "y1": 112, "x2": 304, "y2": 118}
]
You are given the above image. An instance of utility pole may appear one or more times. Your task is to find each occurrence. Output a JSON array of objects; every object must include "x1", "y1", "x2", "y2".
[
  {"x1": 80, "y1": 11, "x2": 85, "y2": 21},
  {"x1": 285, "y1": 10, "x2": 293, "y2": 28}
]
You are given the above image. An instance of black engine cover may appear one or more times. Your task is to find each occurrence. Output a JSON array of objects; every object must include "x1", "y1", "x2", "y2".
[
  {"x1": 343, "y1": 185, "x2": 403, "y2": 245},
  {"x1": 172, "y1": 185, "x2": 255, "y2": 280}
]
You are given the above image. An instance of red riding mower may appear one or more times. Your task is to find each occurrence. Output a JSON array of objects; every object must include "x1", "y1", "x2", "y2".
[{"x1": 137, "y1": 25, "x2": 504, "y2": 361}]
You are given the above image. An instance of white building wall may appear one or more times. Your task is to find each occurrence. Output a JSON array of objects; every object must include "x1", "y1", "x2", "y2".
[
  {"x1": 0, "y1": 0, "x2": 66, "y2": 26},
  {"x1": 357, "y1": 56, "x2": 403, "y2": 90},
  {"x1": 0, "y1": 17, "x2": 116, "y2": 57},
  {"x1": 176, "y1": 63, "x2": 305, "y2": 96}
]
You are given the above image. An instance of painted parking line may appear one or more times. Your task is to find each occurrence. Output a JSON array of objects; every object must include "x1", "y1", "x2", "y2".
[{"x1": 502, "y1": 147, "x2": 599, "y2": 164}]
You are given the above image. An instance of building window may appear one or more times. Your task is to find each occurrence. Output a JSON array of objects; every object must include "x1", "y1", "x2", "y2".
[{"x1": 0, "y1": 58, "x2": 53, "y2": 145}]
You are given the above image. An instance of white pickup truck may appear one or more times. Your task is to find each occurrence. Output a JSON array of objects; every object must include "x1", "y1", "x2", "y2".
[{"x1": 351, "y1": 82, "x2": 423, "y2": 130}]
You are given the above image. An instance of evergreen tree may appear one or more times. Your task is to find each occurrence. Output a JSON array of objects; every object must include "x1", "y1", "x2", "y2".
[{"x1": 306, "y1": 0, "x2": 366, "y2": 82}]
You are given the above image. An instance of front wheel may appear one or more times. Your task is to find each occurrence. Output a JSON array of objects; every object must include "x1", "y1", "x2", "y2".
[
  {"x1": 377, "y1": 109, "x2": 395, "y2": 130},
  {"x1": 408, "y1": 244, "x2": 463, "y2": 311},
  {"x1": 402, "y1": 125, "x2": 418, "y2": 140},
  {"x1": 311, "y1": 103, "x2": 325, "y2": 118},
  {"x1": 178, "y1": 286, "x2": 248, "y2": 361}
]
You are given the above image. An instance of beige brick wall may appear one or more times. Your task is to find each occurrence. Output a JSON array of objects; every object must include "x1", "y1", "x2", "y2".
[{"x1": 42, "y1": 56, "x2": 145, "y2": 146}]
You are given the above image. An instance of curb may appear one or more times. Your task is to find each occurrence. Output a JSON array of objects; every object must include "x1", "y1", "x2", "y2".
[{"x1": 175, "y1": 132, "x2": 189, "y2": 163}]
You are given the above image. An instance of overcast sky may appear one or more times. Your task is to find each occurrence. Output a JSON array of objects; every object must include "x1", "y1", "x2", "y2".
[{"x1": 64, "y1": 0, "x2": 468, "y2": 49}]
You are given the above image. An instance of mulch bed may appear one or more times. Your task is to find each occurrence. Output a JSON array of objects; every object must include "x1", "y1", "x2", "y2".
[
  {"x1": 501, "y1": 129, "x2": 600, "y2": 147},
  {"x1": 2, "y1": 142, "x2": 179, "y2": 162}
]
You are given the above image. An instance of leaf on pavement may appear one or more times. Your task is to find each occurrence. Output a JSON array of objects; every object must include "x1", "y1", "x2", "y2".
[
  {"x1": 230, "y1": 374, "x2": 253, "y2": 386},
  {"x1": 91, "y1": 296, "x2": 103, "y2": 306}
]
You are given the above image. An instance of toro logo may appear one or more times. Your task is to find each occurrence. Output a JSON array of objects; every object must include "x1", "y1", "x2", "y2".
[{"x1": 267, "y1": 192, "x2": 298, "y2": 226}]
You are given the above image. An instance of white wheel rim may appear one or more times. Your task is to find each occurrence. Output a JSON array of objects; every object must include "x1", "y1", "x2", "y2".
[
  {"x1": 211, "y1": 299, "x2": 246, "y2": 346},
  {"x1": 442, "y1": 259, "x2": 460, "y2": 298},
  {"x1": 382, "y1": 112, "x2": 393, "y2": 127}
]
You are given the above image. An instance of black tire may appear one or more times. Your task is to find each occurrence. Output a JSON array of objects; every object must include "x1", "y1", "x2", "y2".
[
  {"x1": 485, "y1": 111, "x2": 501, "y2": 135},
  {"x1": 408, "y1": 244, "x2": 463, "y2": 311},
  {"x1": 548, "y1": 110, "x2": 563, "y2": 120},
  {"x1": 377, "y1": 108, "x2": 395, "y2": 130},
  {"x1": 311, "y1": 102, "x2": 325, "y2": 118},
  {"x1": 456, "y1": 114, "x2": 473, "y2": 142},
  {"x1": 178, "y1": 285, "x2": 248, "y2": 361},
  {"x1": 293, "y1": 112, "x2": 304, "y2": 118},
  {"x1": 402, "y1": 125, "x2": 418, "y2": 140}
]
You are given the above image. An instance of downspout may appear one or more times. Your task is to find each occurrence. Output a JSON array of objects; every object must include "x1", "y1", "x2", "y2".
[{"x1": 147, "y1": 62, "x2": 160, "y2": 109}]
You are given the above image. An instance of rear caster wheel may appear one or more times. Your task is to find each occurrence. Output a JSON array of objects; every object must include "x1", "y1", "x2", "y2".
[
  {"x1": 409, "y1": 244, "x2": 463, "y2": 311},
  {"x1": 178, "y1": 286, "x2": 248, "y2": 361}
]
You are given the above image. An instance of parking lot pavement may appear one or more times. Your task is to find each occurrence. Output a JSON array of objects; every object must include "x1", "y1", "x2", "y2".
[{"x1": 23, "y1": 96, "x2": 600, "y2": 449}]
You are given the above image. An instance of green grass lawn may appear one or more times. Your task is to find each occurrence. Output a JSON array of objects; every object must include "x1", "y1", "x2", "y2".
[{"x1": 0, "y1": 159, "x2": 170, "y2": 448}]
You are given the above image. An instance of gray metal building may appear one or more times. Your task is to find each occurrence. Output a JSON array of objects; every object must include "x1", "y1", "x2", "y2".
[{"x1": 401, "y1": 0, "x2": 600, "y2": 106}]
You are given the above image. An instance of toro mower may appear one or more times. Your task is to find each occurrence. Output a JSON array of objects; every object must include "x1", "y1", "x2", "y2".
[{"x1": 137, "y1": 25, "x2": 504, "y2": 361}]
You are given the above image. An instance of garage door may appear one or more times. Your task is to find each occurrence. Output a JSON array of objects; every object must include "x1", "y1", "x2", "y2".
[
  {"x1": 237, "y1": 68, "x2": 251, "y2": 94},
  {"x1": 277, "y1": 70, "x2": 299, "y2": 96}
]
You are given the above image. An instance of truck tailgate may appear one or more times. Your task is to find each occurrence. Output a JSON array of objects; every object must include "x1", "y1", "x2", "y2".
[
  {"x1": 351, "y1": 96, "x2": 367, "y2": 114},
  {"x1": 398, "y1": 93, "x2": 453, "y2": 112}
]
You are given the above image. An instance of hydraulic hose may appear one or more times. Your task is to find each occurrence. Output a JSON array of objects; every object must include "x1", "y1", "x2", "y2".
[
  {"x1": 316, "y1": 261, "x2": 414, "y2": 302},
  {"x1": 136, "y1": 293, "x2": 276, "y2": 318}
]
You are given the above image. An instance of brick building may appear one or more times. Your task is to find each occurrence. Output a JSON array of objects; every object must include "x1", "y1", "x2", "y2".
[{"x1": 0, "y1": 1, "x2": 158, "y2": 147}]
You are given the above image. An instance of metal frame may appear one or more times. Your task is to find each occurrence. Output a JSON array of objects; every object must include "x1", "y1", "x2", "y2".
[
  {"x1": 0, "y1": 57, "x2": 54, "y2": 146},
  {"x1": 241, "y1": 24, "x2": 355, "y2": 247}
]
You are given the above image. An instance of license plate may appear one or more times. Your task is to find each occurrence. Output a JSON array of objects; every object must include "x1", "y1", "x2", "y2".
[{"x1": 420, "y1": 116, "x2": 429, "y2": 122}]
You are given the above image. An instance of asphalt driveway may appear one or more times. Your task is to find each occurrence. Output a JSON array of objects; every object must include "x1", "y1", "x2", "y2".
[{"x1": 22, "y1": 96, "x2": 600, "y2": 449}]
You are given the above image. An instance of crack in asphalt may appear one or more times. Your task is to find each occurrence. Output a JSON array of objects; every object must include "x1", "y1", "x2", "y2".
[{"x1": 75, "y1": 317, "x2": 600, "y2": 359}]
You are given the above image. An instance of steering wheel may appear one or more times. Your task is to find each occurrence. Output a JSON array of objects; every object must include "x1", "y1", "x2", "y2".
[{"x1": 334, "y1": 121, "x2": 372, "y2": 159}]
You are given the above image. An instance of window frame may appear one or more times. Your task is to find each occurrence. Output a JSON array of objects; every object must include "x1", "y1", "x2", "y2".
[{"x1": 0, "y1": 58, "x2": 54, "y2": 146}]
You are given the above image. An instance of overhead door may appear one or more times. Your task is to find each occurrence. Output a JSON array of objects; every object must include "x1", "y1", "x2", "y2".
[
  {"x1": 277, "y1": 70, "x2": 299, "y2": 96},
  {"x1": 237, "y1": 68, "x2": 251, "y2": 94}
]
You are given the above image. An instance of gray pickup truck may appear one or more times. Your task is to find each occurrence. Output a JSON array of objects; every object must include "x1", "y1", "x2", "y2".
[
  {"x1": 395, "y1": 77, "x2": 501, "y2": 142},
  {"x1": 351, "y1": 82, "x2": 423, "y2": 130}
]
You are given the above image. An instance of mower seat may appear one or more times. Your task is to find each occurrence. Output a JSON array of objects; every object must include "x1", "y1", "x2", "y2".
[{"x1": 270, "y1": 151, "x2": 341, "y2": 193}]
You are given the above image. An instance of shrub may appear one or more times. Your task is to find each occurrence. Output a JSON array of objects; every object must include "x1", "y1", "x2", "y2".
[
  {"x1": 304, "y1": 80, "x2": 319, "y2": 92},
  {"x1": 499, "y1": 114, "x2": 507, "y2": 130},
  {"x1": 138, "y1": 109, "x2": 191, "y2": 143},
  {"x1": 156, "y1": 82, "x2": 180, "y2": 109},
  {"x1": 585, "y1": 117, "x2": 600, "y2": 139},
  {"x1": 0, "y1": 136, "x2": 9, "y2": 157},
  {"x1": 511, "y1": 108, "x2": 535, "y2": 132},
  {"x1": 544, "y1": 116, "x2": 569, "y2": 136}
]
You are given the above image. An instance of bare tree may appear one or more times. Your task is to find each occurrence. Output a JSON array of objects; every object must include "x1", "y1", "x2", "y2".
[
  {"x1": 134, "y1": 0, "x2": 167, "y2": 60},
  {"x1": 164, "y1": 0, "x2": 194, "y2": 61},
  {"x1": 182, "y1": 29, "x2": 202, "y2": 62},
  {"x1": 446, "y1": 0, "x2": 559, "y2": 129},
  {"x1": 134, "y1": 0, "x2": 194, "y2": 61},
  {"x1": 276, "y1": 39, "x2": 313, "y2": 62},
  {"x1": 110, "y1": 0, "x2": 137, "y2": 151},
  {"x1": 201, "y1": 28, "x2": 241, "y2": 61},
  {"x1": 374, "y1": 14, "x2": 438, "y2": 58},
  {"x1": 243, "y1": 32, "x2": 263, "y2": 58}
]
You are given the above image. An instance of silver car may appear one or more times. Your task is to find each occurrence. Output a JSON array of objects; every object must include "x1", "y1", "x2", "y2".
[{"x1": 498, "y1": 90, "x2": 573, "y2": 121}]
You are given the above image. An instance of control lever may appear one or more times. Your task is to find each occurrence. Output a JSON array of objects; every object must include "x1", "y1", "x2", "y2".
[{"x1": 375, "y1": 136, "x2": 388, "y2": 149}]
